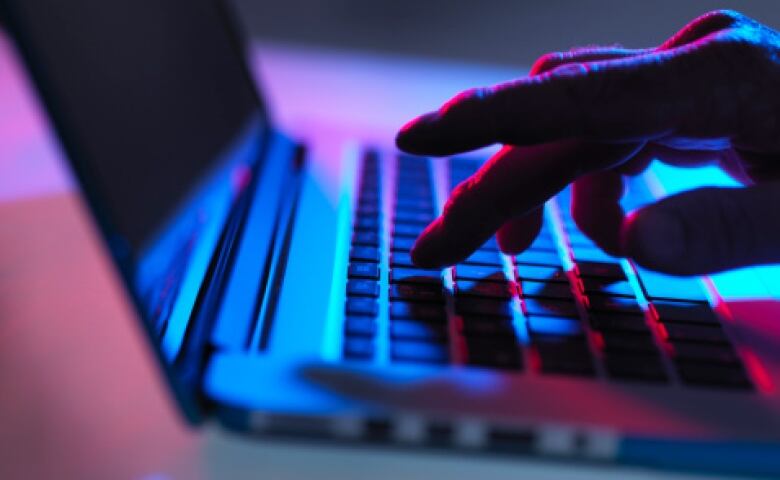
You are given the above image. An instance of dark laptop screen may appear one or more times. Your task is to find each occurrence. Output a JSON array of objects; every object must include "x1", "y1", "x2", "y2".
[
  {"x1": 3, "y1": 0, "x2": 264, "y2": 250},
  {"x1": 2, "y1": 0, "x2": 270, "y2": 419}
]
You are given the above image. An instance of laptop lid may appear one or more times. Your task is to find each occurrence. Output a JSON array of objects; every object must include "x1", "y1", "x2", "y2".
[{"x1": 0, "y1": 0, "x2": 271, "y2": 422}]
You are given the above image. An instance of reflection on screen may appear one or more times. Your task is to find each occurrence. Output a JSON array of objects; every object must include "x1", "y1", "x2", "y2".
[
  {"x1": 5, "y1": 0, "x2": 267, "y2": 363},
  {"x1": 8, "y1": 0, "x2": 264, "y2": 250}
]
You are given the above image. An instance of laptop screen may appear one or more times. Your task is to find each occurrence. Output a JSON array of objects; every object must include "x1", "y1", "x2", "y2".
[
  {"x1": 2, "y1": 0, "x2": 269, "y2": 419},
  {"x1": 2, "y1": 0, "x2": 265, "y2": 251}
]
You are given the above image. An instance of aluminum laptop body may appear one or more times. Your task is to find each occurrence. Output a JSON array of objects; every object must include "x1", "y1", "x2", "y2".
[{"x1": 3, "y1": 0, "x2": 780, "y2": 476}]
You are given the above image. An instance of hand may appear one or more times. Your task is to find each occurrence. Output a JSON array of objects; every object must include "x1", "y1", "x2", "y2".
[{"x1": 397, "y1": 10, "x2": 780, "y2": 275}]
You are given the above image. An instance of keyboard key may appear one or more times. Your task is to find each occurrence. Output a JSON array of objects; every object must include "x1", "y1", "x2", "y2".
[
  {"x1": 345, "y1": 316, "x2": 377, "y2": 337},
  {"x1": 516, "y1": 250, "x2": 561, "y2": 266},
  {"x1": 576, "y1": 261, "x2": 626, "y2": 280},
  {"x1": 355, "y1": 216, "x2": 380, "y2": 231},
  {"x1": 393, "y1": 223, "x2": 425, "y2": 238},
  {"x1": 348, "y1": 262, "x2": 379, "y2": 280},
  {"x1": 528, "y1": 232, "x2": 557, "y2": 249},
  {"x1": 660, "y1": 324, "x2": 729, "y2": 344},
  {"x1": 465, "y1": 338, "x2": 522, "y2": 370},
  {"x1": 358, "y1": 187, "x2": 379, "y2": 200},
  {"x1": 392, "y1": 341, "x2": 449, "y2": 364},
  {"x1": 534, "y1": 337, "x2": 595, "y2": 376},
  {"x1": 390, "y1": 251, "x2": 415, "y2": 267},
  {"x1": 463, "y1": 250, "x2": 504, "y2": 266},
  {"x1": 456, "y1": 280, "x2": 514, "y2": 299},
  {"x1": 523, "y1": 298, "x2": 579, "y2": 317},
  {"x1": 604, "y1": 353, "x2": 668, "y2": 382},
  {"x1": 396, "y1": 186, "x2": 433, "y2": 199},
  {"x1": 347, "y1": 280, "x2": 379, "y2": 297},
  {"x1": 356, "y1": 207, "x2": 380, "y2": 220},
  {"x1": 670, "y1": 341, "x2": 740, "y2": 365},
  {"x1": 352, "y1": 231, "x2": 380, "y2": 247},
  {"x1": 360, "y1": 177, "x2": 379, "y2": 190},
  {"x1": 391, "y1": 320, "x2": 448, "y2": 342},
  {"x1": 527, "y1": 315, "x2": 583, "y2": 336},
  {"x1": 587, "y1": 295, "x2": 643, "y2": 315},
  {"x1": 346, "y1": 298, "x2": 378, "y2": 316},
  {"x1": 676, "y1": 362, "x2": 752, "y2": 389},
  {"x1": 390, "y1": 301, "x2": 447, "y2": 322},
  {"x1": 589, "y1": 313, "x2": 649, "y2": 333},
  {"x1": 581, "y1": 277, "x2": 635, "y2": 298},
  {"x1": 392, "y1": 237, "x2": 416, "y2": 251},
  {"x1": 455, "y1": 297, "x2": 513, "y2": 318},
  {"x1": 518, "y1": 280, "x2": 574, "y2": 300},
  {"x1": 390, "y1": 268, "x2": 442, "y2": 284},
  {"x1": 460, "y1": 317, "x2": 516, "y2": 337},
  {"x1": 394, "y1": 211, "x2": 434, "y2": 224},
  {"x1": 344, "y1": 337, "x2": 375, "y2": 359},
  {"x1": 389, "y1": 283, "x2": 444, "y2": 303},
  {"x1": 600, "y1": 332, "x2": 658, "y2": 353},
  {"x1": 567, "y1": 236, "x2": 598, "y2": 250},
  {"x1": 359, "y1": 178, "x2": 378, "y2": 190},
  {"x1": 516, "y1": 265, "x2": 568, "y2": 283},
  {"x1": 455, "y1": 264, "x2": 507, "y2": 281},
  {"x1": 479, "y1": 238, "x2": 500, "y2": 251},
  {"x1": 652, "y1": 301, "x2": 720, "y2": 326},
  {"x1": 396, "y1": 186, "x2": 430, "y2": 197},
  {"x1": 395, "y1": 198, "x2": 434, "y2": 211},
  {"x1": 350, "y1": 246, "x2": 380, "y2": 263},
  {"x1": 397, "y1": 172, "x2": 429, "y2": 183},
  {"x1": 634, "y1": 267, "x2": 709, "y2": 302},
  {"x1": 571, "y1": 246, "x2": 618, "y2": 263},
  {"x1": 358, "y1": 191, "x2": 380, "y2": 203}
]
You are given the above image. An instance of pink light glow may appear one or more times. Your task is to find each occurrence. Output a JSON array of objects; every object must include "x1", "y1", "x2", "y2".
[{"x1": 0, "y1": 34, "x2": 73, "y2": 203}]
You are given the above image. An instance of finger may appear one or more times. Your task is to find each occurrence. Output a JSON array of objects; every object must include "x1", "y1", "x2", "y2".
[
  {"x1": 530, "y1": 47, "x2": 648, "y2": 75},
  {"x1": 397, "y1": 48, "x2": 699, "y2": 156},
  {"x1": 660, "y1": 10, "x2": 744, "y2": 49},
  {"x1": 496, "y1": 207, "x2": 544, "y2": 254},
  {"x1": 488, "y1": 48, "x2": 643, "y2": 256},
  {"x1": 411, "y1": 141, "x2": 640, "y2": 268},
  {"x1": 621, "y1": 183, "x2": 780, "y2": 275},
  {"x1": 571, "y1": 170, "x2": 626, "y2": 256}
]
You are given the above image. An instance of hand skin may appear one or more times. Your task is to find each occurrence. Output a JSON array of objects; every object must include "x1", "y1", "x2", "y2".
[{"x1": 396, "y1": 10, "x2": 780, "y2": 276}]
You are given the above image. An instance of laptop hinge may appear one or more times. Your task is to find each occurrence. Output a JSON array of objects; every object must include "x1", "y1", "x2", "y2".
[{"x1": 174, "y1": 134, "x2": 306, "y2": 409}]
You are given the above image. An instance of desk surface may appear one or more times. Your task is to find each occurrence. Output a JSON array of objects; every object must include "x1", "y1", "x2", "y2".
[{"x1": 0, "y1": 33, "x2": 744, "y2": 480}]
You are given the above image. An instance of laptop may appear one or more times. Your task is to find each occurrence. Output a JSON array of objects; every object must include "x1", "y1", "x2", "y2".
[{"x1": 3, "y1": 0, "x2": 780, "y2": 476}]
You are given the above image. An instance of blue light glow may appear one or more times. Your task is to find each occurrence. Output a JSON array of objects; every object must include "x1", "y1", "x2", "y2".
[
  {"x1": 644, "y1": 161, "x2": 773, "y2": 301},
  {"x1": 135, "y1": 117, "x2": 264, "y2": 361},
  {"x1": 527, "y1": 315, "x2": 582, "y2": 336}
]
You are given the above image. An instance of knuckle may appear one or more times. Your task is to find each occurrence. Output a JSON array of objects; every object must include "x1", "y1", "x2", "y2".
[
  {"x1": 677, "y1": 27, "x2": 777, "y2": 139},
  {"x1": 714, "y1": 31, "x2": 762, "y2": 56},
  {"x1": 702, "y1": 9, "x2": 745, "y2": 25},
  {"x1": 442, "y1": 87, "x2": 487, "y2": 114}
]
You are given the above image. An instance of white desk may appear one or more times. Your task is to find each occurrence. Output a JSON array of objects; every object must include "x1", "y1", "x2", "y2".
[{"x1": 0, "y1": 33, "x2": 743, "y2": 479}]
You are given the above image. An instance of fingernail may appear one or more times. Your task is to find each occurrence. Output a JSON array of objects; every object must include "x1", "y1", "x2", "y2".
[{"x1": 622, "y1": 209, "x2": 685, "y2": 270}]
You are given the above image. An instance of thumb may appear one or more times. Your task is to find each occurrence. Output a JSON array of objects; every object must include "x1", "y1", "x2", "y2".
[{"x1": 621, "y1": 183, "x2": 780, "y2": 275}]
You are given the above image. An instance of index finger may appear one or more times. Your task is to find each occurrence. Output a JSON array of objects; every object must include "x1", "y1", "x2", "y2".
[
  {"x1": 397, "y1": 49, "x2": 695, "y2": 156},
  {"x1": 411, "y1": 141, "x2": 642, "y2": 268}
]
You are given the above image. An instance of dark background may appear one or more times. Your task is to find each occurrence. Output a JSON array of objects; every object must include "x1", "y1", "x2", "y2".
[{"x1": 234, "y1": 0, "x2": 780, "y2": 67}]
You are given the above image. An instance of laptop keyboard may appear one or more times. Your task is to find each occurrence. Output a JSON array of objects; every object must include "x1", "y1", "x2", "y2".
[{"x1": 343, "y1": 152, "x2": 753, "y2": 391}]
